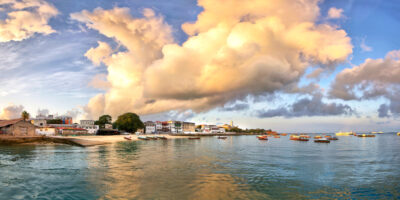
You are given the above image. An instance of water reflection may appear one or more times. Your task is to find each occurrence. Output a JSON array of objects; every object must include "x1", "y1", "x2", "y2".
[{"x1": 0, "y1": 135, "x2": 400, "y2": 199}]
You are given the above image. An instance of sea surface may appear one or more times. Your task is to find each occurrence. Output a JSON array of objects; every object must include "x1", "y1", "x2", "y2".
[{"x1": 0, "y1": 134, "x2": 400, "y2": 200}]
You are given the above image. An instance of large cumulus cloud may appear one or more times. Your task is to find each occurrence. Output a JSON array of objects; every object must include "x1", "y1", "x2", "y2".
[
  {"x1": 0, "y1": 0, "x2": 58, "y2": 42},
  {"x1": 329, "y1": 50, "x2": 400, "y2": 117},
  {"x1": 72, "y1": 0, "x2": 353, "y2": 119}
]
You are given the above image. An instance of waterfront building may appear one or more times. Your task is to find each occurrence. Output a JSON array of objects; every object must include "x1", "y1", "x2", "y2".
[
  {"x1": 182, "y1": 122, "x2": 195, "y2": 133},
  {"x1": 79, "y1": 120, "x2": 99, "y2": 134},
  {"x1": 168, "y1": 121, "x2": 182, "y2": 133},
  {"x1": 144, "y1": 121, "x2": 156, "y2": 134},
  {"x1": 0, "y1": 118, "x2": 37, "y2": 136},
  {"x1": 162, "y1": 121, "x2": 170, "y2": 132},
  {"x1": 36, "y1": 127, "x2": 56, "y2": 136},
  {"x1": 155, "y1": 121, "x2": 163, "y2": 132}
]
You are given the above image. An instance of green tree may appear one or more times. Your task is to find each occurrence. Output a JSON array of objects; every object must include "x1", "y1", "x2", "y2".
[
  {"x1": 113, "y1": 113, "x2": 144, "y2": 133},
  {"x1": 230, "y1": 127, "x2": 243, "y2": 133},
  {"x1": 21, "y1": 111, "x2": 30, "y2": 121},
  {"x1": 95, "y1": 115, "x2": 112, "y2": 129}
]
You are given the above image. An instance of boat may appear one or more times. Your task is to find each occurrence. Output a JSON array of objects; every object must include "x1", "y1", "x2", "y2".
[
  {"x1": 298, "y1": 137, "x2": 309, "y2": 141},
  {"x1": 290, "y1": 135, "x2": 300, "y2": 140},
  {"x1": 138, "y1": 136, "x2": 149, "y2": 140},
  {"x1": 397, "y1": 132, "x2": 400, "y2": 136},
  {"x1": 147, "y1": 136, "x2": 158, "y2": 140},
  {"x1": 157, "y1": 136, "x2": 168, "y2": 140},
  {"x1": 281, "y1": 133, "x2": 287, "y2": 136},
  {"x1": 314, "y1": 135, "x2": 322, "y2": 139},
  {"x1": 357, "y1": 134, "x2": 375, "y2": 138},
  {"x1": 124, "y1": 136, "x2": 132, "y2": 140},
  {"x1": 300, "y1": 134, "x2": 310, "y2": 138},
  {"x1": 218, "y1": 136, "x2": 228, "y2": 139},
  {"x1": 257, "y1": 135, "x2": 268, "y2": 140},
  {"x1": 371, "y1": 131, "x2": 384, "y2": 134},
  {"x1": 324, "y1": 135, "x2": 332, "y2": 138},
  {"x1": 328, "y1": 137, "x2": 338, "y2": 141},
  {"x1": 188, "y1": 137, "x2": 201, "y2": 140},
  {"x1": 274, "y1": 135, "x2": 280, "y2": 138},
  {"x1": 314, "y1": 138, "x2": 330, "y2": 143},
  {"x1": 335, "y1": 131, "x2": 355, "y2": 136}
]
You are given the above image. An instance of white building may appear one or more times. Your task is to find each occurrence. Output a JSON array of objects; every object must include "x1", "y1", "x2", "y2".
[
  {"x1": 31, "y1": 119, "x2": 47, "y2": 127},
  {"x1": 145, "y1": 121, "x2": 156, "y2": 134},
  {"x1": 79, "y1": 120, "x2": 99, "y2": 134},
  {"x1": 36, "y1": 127, "x2": 56, "y2": 136}
]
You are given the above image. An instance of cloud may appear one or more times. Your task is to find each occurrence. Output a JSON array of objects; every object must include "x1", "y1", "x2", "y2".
[
  {"x1": 327, "y1": 7, "x2": 344, "y2": 19},
  {"x1": 72, "y1": 0, "x2": 352, "y2": 119},
  {"x1": 360, "y1": 37, "x2": 372, "y2": 52},
  {"x1": 378, "y1": 104, "x2": 389, "y2": 118},
  {"x1": 36, "y1": 108, "x2": 49, "y2": 116},
  {"x1": 0, "y1": 0, "x2": 58, "y2": 42},
  {"x1": 257, "y1": 94, "x2": 354, "y2": 118},
  {"x1": 0, "y1": 104, "x2": 24, "y2": 119},
  {"x1": 329, "y1": 49, "x2": 400, "y2": 117}
]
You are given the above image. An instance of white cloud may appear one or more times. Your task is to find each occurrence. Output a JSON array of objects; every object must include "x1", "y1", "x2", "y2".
[
  {"x1": 0, "y1": 0, "x2": 58, "y2": 42},
  {"x1": 327, "y1": 7, "x2": 344, "y2": 19},
  {"x1": 360, "y1": 37, "x2": 373, "y2": 52}
]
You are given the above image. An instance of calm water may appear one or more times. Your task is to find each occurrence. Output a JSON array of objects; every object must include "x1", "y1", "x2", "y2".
[{"x1": 1, "y1": 134, "x2": 400, "y2": 200}]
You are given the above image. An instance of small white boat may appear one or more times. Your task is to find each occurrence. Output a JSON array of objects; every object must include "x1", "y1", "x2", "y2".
[{"x1": 124, "y1": 136, "x2": 132, "y2": 140}]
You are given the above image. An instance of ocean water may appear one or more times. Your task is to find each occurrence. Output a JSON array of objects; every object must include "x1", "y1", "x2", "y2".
[{"x1": 0, "y1": 134, "x2": 399, "y2": 200}]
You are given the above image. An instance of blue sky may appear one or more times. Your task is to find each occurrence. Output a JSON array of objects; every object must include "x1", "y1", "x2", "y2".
[{"x1": 0, "y1": 0, "x2": 399, "y2": 132}]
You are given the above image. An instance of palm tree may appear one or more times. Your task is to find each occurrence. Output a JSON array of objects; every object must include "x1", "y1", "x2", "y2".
[{"x1": 21, "y1": 111, "x2": 30, "y2": 121}]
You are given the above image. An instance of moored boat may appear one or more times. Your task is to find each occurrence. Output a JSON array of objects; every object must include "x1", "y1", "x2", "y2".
[
  {"x1": 257, "y1": 136, "x2": 268, "y2": 140},
  {"x1": 328, "y1": 136, "x2": 338, "y2": 140},
  {"x1": 300, "y1": 134, "x2": 310, "y2": 138},
  {"x1": 298, "y1": 137, "x2": 309, "y2": 141},
  {"x1": 281, "y1": 133, "x2": 287, "y2": 136},
  {"x1": 371, "y1": 131, "x2": 384, "y2": 134},
  {"x1": 218, "y1": 136, "x2": 228, "y2": 139},
  {"x1": 324, "y1": 135, "x2": 332, "y2": 138},
  {"x1": 357, "y1": 134, "x2": 375, "y2": 137},
  {"x1": 157, "y1": 136, "x2": 168, "y2": 140},
  {"x1": 397, "y1": 132, "x2": 400, "y2": 136},
  {"x1": 188, "y1": 137, "x2": 201, "y2": 140},
  {"x1": 314, "y1": 138, "x2": 330, "y2": 143},
  {"x1": 147, "y1": 136, "x2": 158, "y2": 140},
  {"x1": 290, "y1": 135, "x2": 300, "y2": 140},
  {"x1": 274, "y1": 135, "x2": 280, "y2": 138},
  {"x1": 124, "y1": 136, "x2": 132, "y2": 140},
  {"x1": 138, "y1": 136, "x2": 149, "y2": 140},
  {"x1": 335, "y1": 131, "x2": 355, "y2": 136},
  {"x1": 314, "y1": 135, "x2": 322, "y2": 139}
]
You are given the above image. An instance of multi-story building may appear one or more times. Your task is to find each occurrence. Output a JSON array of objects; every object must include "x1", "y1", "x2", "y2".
[
  {"x1": 168, "y1": 121, "x2": 182, "y2": 134},
  {"x1": 155, "y1": 121, "x2": 163, "y2": 132},
  {"x1": 144, "y1": 121, "x2": 156, "y2": 134},
  {"x1": 162, "y1": 121, "x2": 170, "y2": 132},
  {"x1": 182, "y1": 122, "x2": 195, "y2": 133},
  {"x1": 79, "y1": 120, "x2": 99, "y2": 134},
  {"x1": 31, "y1": 119, "x2": 47, "y2": 127}
]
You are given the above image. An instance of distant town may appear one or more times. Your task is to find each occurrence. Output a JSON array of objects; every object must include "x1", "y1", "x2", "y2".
[{"x1": 0, "y1": 111, "x2": 270, "y2": 137}]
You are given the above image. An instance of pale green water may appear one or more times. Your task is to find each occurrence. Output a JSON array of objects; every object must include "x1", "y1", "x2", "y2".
[{"x1": 0, "y1": 134, "x2": 400, "y2": 199}]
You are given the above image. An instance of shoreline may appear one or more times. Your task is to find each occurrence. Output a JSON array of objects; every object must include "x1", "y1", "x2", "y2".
[{"x1": 0, "y1": 133, "x2": 266, "y2": 147}]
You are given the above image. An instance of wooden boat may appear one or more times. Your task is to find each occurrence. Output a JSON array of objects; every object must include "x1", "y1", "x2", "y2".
[
  {"x1": 138, "y1": 136, "x2": 149, "y2": 140},
  {"x1": 300, "y1": 135, "x2": 310, "y2": 138},
  {"x1": 281, "y1": 133, "x2": 287, "y2": 136},
  {"x1": 157, "y1": 136, "x2": 168, "y2": 140},
  {"x1": 397, "y1": 132, "x2": 400, "y2": 136},
  {"x1": 274, "y1": 135, "x2": 280, "y2": 138},
  {"x1": 257, "y1": 136, "x2": 268, "y2": 140},
  {"x1": 324, "y1": 135, "x2": 332, "y2": 138},
  {"x1": 314, "y1": 138, "x2": 330, "y2": 143},
  {"x1": 218, "y1": 136, "x2": 228, "y2": 139},
  {"x1": 357, "y1": 134, "x2": 375, "y2": 137},
  {"x1": 298, "y1": 137, "x2": 309, "y2": 141},
  {"x1": 336, "y1": 131, "x2": 355, "y2": 136},
  {"x1": 124, "y1": 136, "x2": 132, "y2": 140},
  {"x1": 314, "y1": 135, "x2": 322, "y2": 139},
  {"x1": 188, "y1": 137, "x2": 201, "y2": 140},
  {"x1": 328, "y1": 137, "x2": 339, "y2": 141},
  {"x1": 290, "y1": 135, "x2": 300, "y2": 140}
]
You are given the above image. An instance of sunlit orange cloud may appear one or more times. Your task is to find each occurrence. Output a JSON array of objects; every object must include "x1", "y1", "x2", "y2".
[
  {"x1": 0, "y1": 0, "x2": 58, "y2": 42},
  {"x1": 71, "y1": 0, "x2": 353, "y2": 119}
]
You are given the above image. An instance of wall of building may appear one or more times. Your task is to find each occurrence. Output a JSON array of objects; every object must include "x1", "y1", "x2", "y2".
[{"x1": 1, "y1": 121, "x2": 37, "y2": 136}]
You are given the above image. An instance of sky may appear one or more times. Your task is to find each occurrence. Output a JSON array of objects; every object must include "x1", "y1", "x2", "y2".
[{"x1": 0, "y1": 0, "x2": 400, "y2": 132}]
